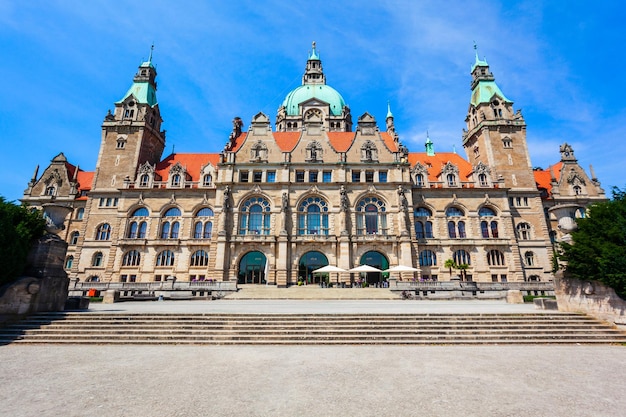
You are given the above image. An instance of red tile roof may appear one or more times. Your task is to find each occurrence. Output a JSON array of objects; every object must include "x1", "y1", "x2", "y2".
[
  {"x1": 229, "y1": 132, "x2": 248, "y2": 152},
  {"x1": 380, "y1": 132, "x2": 399, "y2": 152},
  {"x1": 155, "y1": 153, "x2": 220, "y2": 182},
  {"x1": 408, "y1": 152, "x2": 473, "y2": 181},
  {"x1": 534, "y1": 161, "x2": 563, "y2": 196},
  {"x1": 273, "y1": 132, "x2": 301, "y2": 152},
  {"x1": 327, "y1": 132, "x2": 356, "y2": 152}
]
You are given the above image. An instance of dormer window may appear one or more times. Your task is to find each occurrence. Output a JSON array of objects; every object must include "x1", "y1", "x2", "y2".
[
  {"x1": 478, "y1": 173, "x2": 489, "y2": 187},
  {"x1": 139, "y1": 174, "x2": 150, "y2": 187},
  {"x1": 447, "y1": 173, "x2": 457, "y2": 187},
  {"x1": 45, "y1": 185, "x2": 57, "y2": 196},
  {"x1": 203, "y1": 174, "x2": 212, "y2": 187},
  {"x1": 171, "y1": 174, "x2": 181, "y2": 187},
  {"x1": 124, "y1": 109, "x2": 134, "y2": 119}
]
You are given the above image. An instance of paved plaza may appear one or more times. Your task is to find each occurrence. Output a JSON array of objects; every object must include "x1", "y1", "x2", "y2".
[{"x1": 1, "y1": 300, "x2": 625, "y2": 416}]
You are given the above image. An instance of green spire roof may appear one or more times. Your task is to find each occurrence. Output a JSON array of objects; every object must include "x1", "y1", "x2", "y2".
[
  {"x1": 309, "y1": 41, "x2": 320, "y2": 60},
  {"x1": 116, "y1": 47, "x2": 158, "y2": 107},
  {"x1": 425, "y1": 132, "x2": 435, "y2": 156},
  {"x1": 282, "y1": 85, "x2": 346, "y2": 116},
  {"x1": 471, "y1": 42, "x2": 489, "y2": 72},
  {"x1": 117, "y1": 82, "x2": 158, "y2": 107},
  {"x1": 470, "y1": 81, "x2": 511, "y2": 107},
  {"x1": 386, "y1": 101, "x2": 393, "y2": 119}
]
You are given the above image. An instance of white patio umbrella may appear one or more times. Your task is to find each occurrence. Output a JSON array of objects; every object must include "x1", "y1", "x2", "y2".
[
  {"x1": 348, "y1": 264, "x2": 382, "y2": 286},
  {"x1": 384, "y1": 265, "x2": 419, "y2": 282},
  {"x1": 313, "y1": 265, "x2": 346, "y2": 285},
  {"x1": 348, "y1": 265, "x2": 382, "y2": 273},
  {"x1": 313, "y1": 265, "x2": 347, "y2": 273}
]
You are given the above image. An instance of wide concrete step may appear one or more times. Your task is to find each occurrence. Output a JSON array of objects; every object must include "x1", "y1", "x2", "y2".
[{"x1": 2, "y1": 313, "x2": 625, "y2": 345}]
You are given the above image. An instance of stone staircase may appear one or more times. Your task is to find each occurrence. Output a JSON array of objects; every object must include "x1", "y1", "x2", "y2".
[{"x1": 2, "y1": 312, "x2": 626, "y2": 345}]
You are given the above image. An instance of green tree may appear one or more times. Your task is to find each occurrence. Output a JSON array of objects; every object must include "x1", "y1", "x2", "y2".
[
  {"x1": 560, "y1": 187, "x2": 626, "y2": 299},
  {"x1": 444, "y1": 259, "x2": 456, "y2": 278},
  {"x1": 0, "y1": 197, "x2": 46, "y2": 286}
]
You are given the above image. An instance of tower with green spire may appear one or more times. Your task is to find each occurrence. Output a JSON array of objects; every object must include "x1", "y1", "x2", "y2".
[
  {"x1": 462, "y1": 44, "x2": 534, "y2": 190},
  {"x1": 92, "y1": 46, "x2": 166, "y2": 192}
]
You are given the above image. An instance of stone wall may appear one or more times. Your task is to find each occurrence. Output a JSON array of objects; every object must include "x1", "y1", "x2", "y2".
[
  {"x1": 0, "y1": 235, "x2": 69, "y2": 321},
  {"x1": 554, "y1": 270, "x2": 626, "y2": 328}
]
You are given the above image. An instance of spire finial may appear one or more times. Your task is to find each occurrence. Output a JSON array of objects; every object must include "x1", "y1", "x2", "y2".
[
  {"x1": 386, "y1": 101, "x2": 393, "y2": 119},
  {"x1": 148, "y1": 43, "x2": 154, "y2": 63},
  {"x1": 425, "y1": 131, "x2": 435, "y2": 156},
  {"x1": 312, "y1": 41, "x2": 316, "y2": 50}
]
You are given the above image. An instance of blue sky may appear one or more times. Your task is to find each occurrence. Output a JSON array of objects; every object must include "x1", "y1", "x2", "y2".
[{"x1": 1, "y1": 1, "x2": 624, "y2": 202}]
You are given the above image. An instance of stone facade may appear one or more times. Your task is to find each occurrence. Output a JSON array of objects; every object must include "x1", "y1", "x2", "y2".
[{"x1": 21, "y1": 44, "x2": 607, "y2": 287}]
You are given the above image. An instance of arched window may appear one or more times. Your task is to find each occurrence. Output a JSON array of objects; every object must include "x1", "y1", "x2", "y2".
[
  {"x1": 132, "y1": 207, "x2": 149, "y2": 217},
  {"x1": 446, "y1": 207, "x2": 464, "y2": 217},
  {"x1": 45, "y1": 185, "x2": 56, "y2": 196},
  {"x1": 193, "y1": 207, "x2": 214, "y2": 239},
  {"x1": 139, "y1": 174, "x2": 150, "y2": 187},
  {"x1": 415, "y1": 173, "x2": 425, "y2": 187},
  {"x1": 517, "y1": 222, "x2": 532, "y2": 240},
  {"x1": 414, "y1": 207, "x2": 434, "y2": 239},
  {"x1": 419, "y1": 250, "x2": 437, "y2": 266},
  {"x1": 161, "y1": 222, "x2": 170, "y2": 239},
  {"x1": 478, "y1": 207, "x2": 496, "y2": 217},
  {"x1": 525, "y1": 251, "x2": 535, "y2": 266},
  {"x1": 448, "y1": 221, "x2": 457, "y2": 239},
  {"x1": 164, "y1": 207, "x2": 181, "y2": 217},
  {"x1": 448, "y1": 220, "x2": 465, "y2": 238},
  {"x1": 490, "y1": 221, "x2": 499, "y2": 238},
  {"x1": 70, "y1": 231, "x2": 79, "y2": 245},
  {"x1": 76, "y1": 208, "x2": 84, "y2": 220},
  {"x1": 239, "y1": 197, "x2": 271, "y2": 235},
  {"x1": 453, "y1": 250, "x2": 471, "y2": 265},
  {"x1": 171, "y1": 174, "x2": 181, "y2": 187},
  {"x1": 161, "y1": 207, "x2": 181, "y2": 239},
  {"x1": 202, "y1": 174, "x2": 212, "y2": 187},
  {"x1": 92, "y1": 252, "x2": 103, "y2": 267},
  {"x1": 96, "y1": 224, "x2": 111, "y2": 240},
  {"x1": 190, "y1": 250, "x2": 209, "y2": 267},
  {"x1": 122, "y1": 250, "x2": 141, "y2": 266},
  {"x1": 487, "y1": 250, "x2": 505, "y2": 266},
  {"x1": 573, "y1": 185, "x2": 582, "y2": 195},
  {"x1": 480, "y1": 220, "x2": 499, "y2": 238},
  {"x1": 458, "y1": 221, "x2": 466, "y2": 238},
  {"x1": 356, "y1": 197, "x2": 387, "y2": 235},
  {"x1": 478, "y1": 173, "x2": 488, "y2": 187},
  {"x1": 156, "y1": 250, "x2": 175, "y2": 267},
  {"x1": 298, "y1": 197, "x2": 329, "y2": 235},
  {"x1": 446, "y1": 173, "x2": 457, "y2": 187},
  {"x1": 65, "y1": 255, "x2": 74, "y2": 269}
]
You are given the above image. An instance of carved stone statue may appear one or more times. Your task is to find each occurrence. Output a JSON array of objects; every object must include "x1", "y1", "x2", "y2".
[
  {"x1": 340, "y1": 186, "x2": 349, "y2": 212},
  {"x1": 223, "y1": 186, "x2": 231, "y2": 210},
  {"x1": 397, "y1": 186, "x2": 408, "y2": 211}
]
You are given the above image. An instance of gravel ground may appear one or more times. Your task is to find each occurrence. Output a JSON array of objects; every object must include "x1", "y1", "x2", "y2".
[{"x1": 1, "y1": 344, "x2": 625, "y2": 417}]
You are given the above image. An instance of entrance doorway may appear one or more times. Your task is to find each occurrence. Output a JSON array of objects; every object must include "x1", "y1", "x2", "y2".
[
  {"x1": 238, "y1": 251, "x2": 267, "y2": 284},
  {"x1": 359, "y1": 251, "x2": 389, "y2": 285},
  {"x1": 298, "y1": 251, "x2": 329, "y2": 284}
]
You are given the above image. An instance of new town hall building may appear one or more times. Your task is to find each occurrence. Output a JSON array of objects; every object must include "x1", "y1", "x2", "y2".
[{"x1": 22, "y1": 44, "x2": 606, "y2": 287}]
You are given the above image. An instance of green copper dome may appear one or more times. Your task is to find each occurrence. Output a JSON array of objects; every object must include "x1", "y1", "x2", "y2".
[{"x1": 282, "y1": 84, "x2": 346, "y2": 116}]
